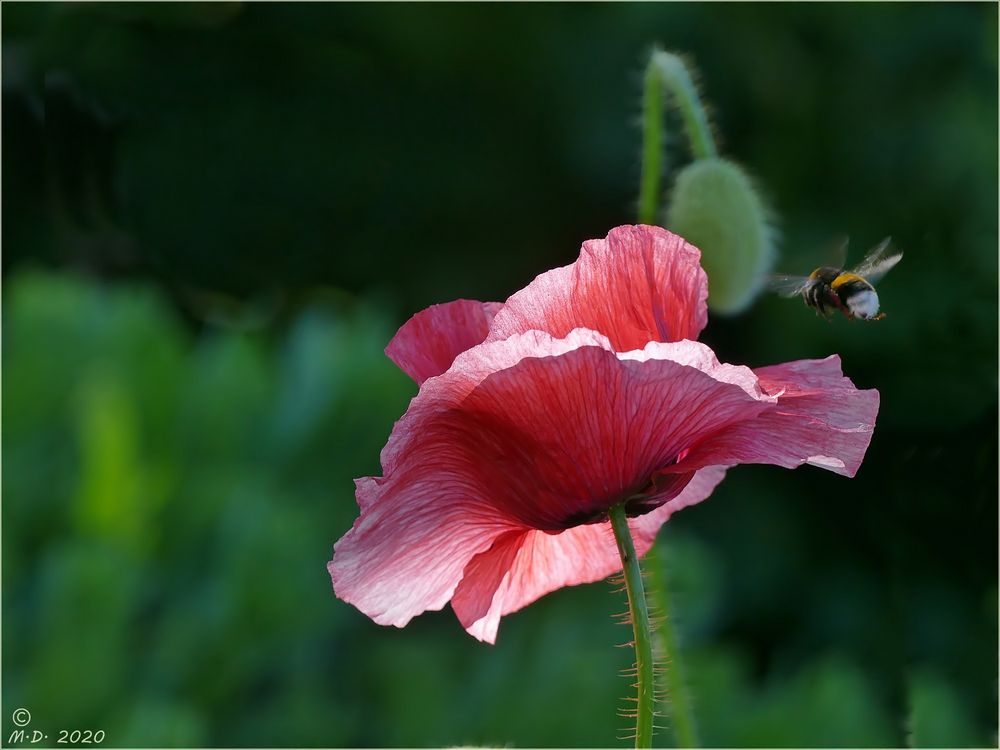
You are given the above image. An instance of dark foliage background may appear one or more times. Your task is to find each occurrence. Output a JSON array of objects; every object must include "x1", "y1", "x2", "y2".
[{"x1": 3, "y1": 3, "x2": 997, "y2": 747}]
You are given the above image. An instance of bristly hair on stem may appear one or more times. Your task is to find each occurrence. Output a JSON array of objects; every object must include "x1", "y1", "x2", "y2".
[
  {"x1": 609, "y1": 528, "x2": 700, "y2": 748},
  {"x1": 644, "y1": 540, "x2": 701, "y2": 748},
  {"x1": 608, "y1": 504, "x2": 660, "y2": 749}
]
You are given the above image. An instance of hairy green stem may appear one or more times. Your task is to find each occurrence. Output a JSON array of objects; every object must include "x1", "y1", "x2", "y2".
[
  {"x1": 644, "y1": 541, "x2": 700, "y2": 748},
  {"x1": 653, "y1": 49, "x2": 718, "y2": 161},
  {"x1": 609, "y1": 503, "x2": 655, "y2": 749},
  {"x1": 638, "y1": 48, "x2": 718, "y2": 225}
]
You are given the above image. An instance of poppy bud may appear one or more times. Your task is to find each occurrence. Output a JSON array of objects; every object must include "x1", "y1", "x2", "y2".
[{"x1": 665, "y1": 157, "x2": 776, "y2": 315}]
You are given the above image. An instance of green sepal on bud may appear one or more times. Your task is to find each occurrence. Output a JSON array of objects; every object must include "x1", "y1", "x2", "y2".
[{"x1": 665, "y1": 157, "x2": 776, "y2": 315}]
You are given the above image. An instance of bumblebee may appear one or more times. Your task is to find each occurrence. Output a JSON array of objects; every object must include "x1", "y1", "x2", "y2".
[{"x1": 770, "y1": 237, "x2": 902, "y2": 321}]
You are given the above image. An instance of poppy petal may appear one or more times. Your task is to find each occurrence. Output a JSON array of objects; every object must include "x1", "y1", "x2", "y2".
[
  {"x1": 487, "y1": 225, "x2": 708, "y2": 350},
  {"x1": 332, "y1": 329, "x2": 617, "y2": 623},
  {"x1": 378, "y1": 328, "x2": 613, "y2": 480},
  {"x1": 668, "y1": 355, "x2": 879, "y2": 478},
  {"x1": 454, "y1": 466, "x2": 729, "y2": 643},
  {"x1": 336, "y1": 335, "x2": 753, "y2": 633},
  {"x1": 330, "y1": 431, "x2": 517, "y2": 628},
  {"x1": 386, "y1": 299, "x2": 503, "y2": 384},
  {"x1": 456, "y1": 339, "x2": 766, "y2": 529}
]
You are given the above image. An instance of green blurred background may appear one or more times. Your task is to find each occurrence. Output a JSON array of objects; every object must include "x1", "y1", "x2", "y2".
[{"x1": 3, "y1": 3, "x2": 997, "y2": 747}]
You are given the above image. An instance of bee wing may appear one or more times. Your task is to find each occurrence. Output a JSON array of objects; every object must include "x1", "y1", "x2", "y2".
[
  {"x1": 828, "y1": 234, "x2": 850, "y2": 270},
  {"x1": 767, "y1": 274, "x2": 812, "y2": 297},
  {"x1": 850, "y1": 236, "x2": 902, "y2": 285}
]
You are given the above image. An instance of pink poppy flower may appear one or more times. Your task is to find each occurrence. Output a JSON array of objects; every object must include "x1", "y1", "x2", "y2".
[{"x1": 329, "y1": 225, "x2": 878, "y2": 643}]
